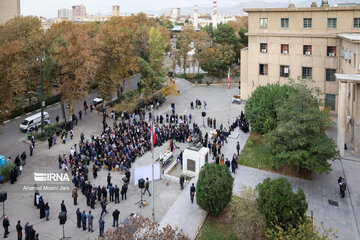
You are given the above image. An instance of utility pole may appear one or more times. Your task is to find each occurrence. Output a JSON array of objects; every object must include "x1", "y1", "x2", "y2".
[
  {"x1": 39, "y1": 56, "x2": 45, "y2": 134},
  {"x1": 151, "y1": 105, "x2": 155, "y2": 222}
]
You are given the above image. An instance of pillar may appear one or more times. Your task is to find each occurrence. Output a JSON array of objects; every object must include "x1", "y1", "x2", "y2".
[{"x1": 337, "y1": 81, "x2": 347, "y2": 157}]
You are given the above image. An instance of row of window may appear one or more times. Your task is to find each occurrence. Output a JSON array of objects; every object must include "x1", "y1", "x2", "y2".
[
  {"x1": 258, "y1": 64, "x2": 336, "y2": 81},
  {"x1": 259, "y1": 43, "x2": 337, "y2": 56},
  {"x1": 260, "y1": 17, "x2": 360, "y2": 29}
]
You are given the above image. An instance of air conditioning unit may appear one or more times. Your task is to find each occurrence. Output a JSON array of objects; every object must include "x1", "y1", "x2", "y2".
[
  {"x1": 283, "y1": 50, "x2": 288, "y2": 54},
  {"x1": 305, "y1": 51, "x2": 311, "y2": 56},
  {"x1": 346, "y1": 116, "x2": 351, "y2": 123},
  {"x1": 346, "y1": 91, "x2": 350, "y2": 98},
  {"x1": 261, "y1": 49, "x2": 267, "y2": 53},
  {"x1": 284, "y1": 67, "x2": 289, "y2": 74},
  {"x1": 329, "y1": 53, "x2": 335, "y2": 57}
]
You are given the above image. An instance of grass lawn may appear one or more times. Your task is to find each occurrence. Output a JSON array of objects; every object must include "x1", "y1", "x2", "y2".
[
  {"x1": 197, "y1": 217, "x2": 238, "y2": 240},
  {"x1": 238, "y1": 133, "x2": 311, "y2": 180}
]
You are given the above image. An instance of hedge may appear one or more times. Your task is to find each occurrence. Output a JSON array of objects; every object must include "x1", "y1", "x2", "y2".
[{"x1": 0, "y1": 163, "x2": 16, "y2": 183}]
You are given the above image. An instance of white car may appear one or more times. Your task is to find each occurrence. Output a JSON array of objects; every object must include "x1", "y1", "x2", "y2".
[
  {"x1": 93, "y1": 97, "x2": 103, "y2": 106},
  {"x1": 232, "y1": 95, "x2": 241, "y2": 104}
]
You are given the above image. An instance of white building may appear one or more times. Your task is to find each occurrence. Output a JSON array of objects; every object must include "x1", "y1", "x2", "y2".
[
  {"x1": 58, "y1": 8, "x2": 72, "y2": 19},
  {"x1": 112, "y1": 5, "x2": 120, "y2": 17},
  {"x1": 171, "y1": 7, "x2": 181, "y2": 19},
  {"x1": 212, "y1": 0, "x2": 217, "y2": 29},
  {"x1": 193, "y1": 5, "x2": 199, "y2": 29}
]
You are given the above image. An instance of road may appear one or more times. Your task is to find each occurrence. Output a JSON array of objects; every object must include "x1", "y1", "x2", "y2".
[{"x1": 0, "y1": 74, "x2": 141, "y2": 158}]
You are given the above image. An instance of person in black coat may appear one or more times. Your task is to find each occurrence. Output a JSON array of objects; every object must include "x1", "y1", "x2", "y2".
[
  {"x1": 231, "y1": 155, "x2": 238, "y2": 174},
  {"x1": 97, "y1": 185, "x2": 102, "y2": 201},
  {"x1": 121, "y1": 183, "x2": 128, "y2": 200},
  {"x1": 179, "y1": 175, "x2": 185, "y2": 190},
  {"x1": 190, "y1": 183, "x2": 196, "y2": 204},
  {"x1": 61, "y1": 200, "x2": 67, "y2": 213},
  {"x1": 125, "y1": 169, "x2": 131, "y2": 183},
  {"x1": 39, "y1": 198, "x2": 45, "y2": 219},
  {"x1": 114, "y1": 185, "x2": 120, "y2": 204},
  {"x1": 76, "y1": 208, "x2": 81, "y2": 228}
]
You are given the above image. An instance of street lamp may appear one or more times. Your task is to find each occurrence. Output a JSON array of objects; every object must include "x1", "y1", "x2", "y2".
[{"x1": 36, "y1": 56, "x2": 45, "y2": 134}]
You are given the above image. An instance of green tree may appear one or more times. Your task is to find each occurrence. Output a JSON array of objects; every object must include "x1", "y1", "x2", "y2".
[
  {"x1": 149, "y1": 27, "x2": 167, "y2": 77},
  {"x1": 265, "y1": 219, "x2": 338, "y2": 240},
  {"x1": 213, "y1": 24, "x2": 238, "y2": 47},
  {"x1": 244, "y1": 83, "x2": 297, "y2": 134},
  {"x1": 176, "y1": 25, "x2": 194, "y2": 74},
  {"x1": 196, "y1": 163, "x2": 234, "y2": 216},
  {"x1": 263, "y1": 79, "x2": 339, "y2": 174},
  {"x1": 256, "y1": 178, "x2": 308, "y2": 231},
  {"x1": 238, "y1": 28, "x2": 248, "y2": 48}
]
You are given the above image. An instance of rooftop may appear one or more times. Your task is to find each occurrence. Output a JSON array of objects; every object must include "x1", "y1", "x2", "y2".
[
  {"x1": 335, "y1": 74, "x2": 360, "y2": 82},
  {"x1": 338, "y1": 33, "x2": 360, "y2": 42}
]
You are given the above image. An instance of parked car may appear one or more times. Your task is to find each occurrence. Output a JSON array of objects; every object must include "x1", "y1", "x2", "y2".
[
  {"x1": 232, "y1": 95, "x2": 241, "y2": 104},
  {"x1": 93, "y1": 97, "x2": 103, "y2": 107},
  {"x1": 20, "y1": 112, "x2": 50, "y2": 132}
]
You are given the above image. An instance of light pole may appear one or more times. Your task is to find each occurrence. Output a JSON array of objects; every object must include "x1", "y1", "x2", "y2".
[{"x1": 38, "y1": 56, "x2": 45, "y2": 134}]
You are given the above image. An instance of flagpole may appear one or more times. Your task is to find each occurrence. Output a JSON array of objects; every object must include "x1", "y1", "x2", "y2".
[
  {"x1": 228, "y1": 67, "x2": 231, "y2": 129},
  {"x1": 151, "y1": 105, "x2": 155, "y2": 222}
]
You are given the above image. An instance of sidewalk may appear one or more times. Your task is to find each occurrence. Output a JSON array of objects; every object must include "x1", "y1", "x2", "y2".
[{"x1": 159, "y1": 178, "x2": 207, "y2": 239}]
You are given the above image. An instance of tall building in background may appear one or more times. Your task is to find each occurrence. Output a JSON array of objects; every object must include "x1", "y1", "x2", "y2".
[
  {"x1": 171, "y1": 7, "x2": 181, "y2": 19},
  {"x1": 193, "y1": 5, "x2": 198, "y2": 29},
  {"x1": 112, "y1": 5, "x2": 120, "y2": 16},
  {"x1": 0, "y1": 0, "x2": 20, "y2": 25},
  {"x1": 58, "y1": 8, "x2": 72, "y2": 19},
  {"x1": 212, "y1": 0, "x2": 218, "y2": 29},
  {"x1": 72, "y1": 4, "x2": 86, "y2": 21}
]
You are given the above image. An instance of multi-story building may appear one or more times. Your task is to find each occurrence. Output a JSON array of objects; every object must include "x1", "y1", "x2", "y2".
[
  {"x1": 240, "y1": 0, "x2": 360, "y2": 156},
  {"x1": 171, "y1": 7, "x2": 181, "y2": 19},
  {"x1": 112, "y1": 5, "x2": 120, "y2": 17},
  {"x1": 72, "y1": 4, "x2": 86, "y2": 21},
  {"x1": 0, "y1": 0, "x2": 20, "y2": 25},
  {"x1": 58, "y1": 8, "x2": 72, "y2": 19}
]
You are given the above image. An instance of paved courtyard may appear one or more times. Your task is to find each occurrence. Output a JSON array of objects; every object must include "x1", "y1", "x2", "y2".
[{"x1": 0, "y1": 78, "x2": 359, "y2": 240}]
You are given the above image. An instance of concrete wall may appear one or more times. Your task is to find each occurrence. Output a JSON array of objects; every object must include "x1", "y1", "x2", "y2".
[{"x1": 0, "y1": 0, "x2": 20, "y2": 25}]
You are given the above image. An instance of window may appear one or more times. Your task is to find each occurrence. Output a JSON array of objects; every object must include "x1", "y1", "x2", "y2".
[
  {"x1": 325, "y1": 94, "x2": 336, "y2": 111},
  {"x1": 302, "y1": 67, "x2": 312, "y2": 78},
  {"x1": 327, "y1": 46, "x2": 336, "y2": 57},
  {"x1": 281, "y1": 18, "x2": 289, "y2": 28},
  {"x1": 354, "y1": 18, "x2": 360, "y2": 28},
  {"x1": 281, "y1": 44, "x2": 289, "y2": 54},
  {"x1": 303, "y1": 18, "x2": 312, "y2": 28},
  {"x1": 259, "y1": 64, "x2": 268, "y2": 75},
  {"x1": 280, "y1": 65, "x2": 289, "y2": 77},
  {"x1": 327, "y1": 18, "x2": 337, "y2": 29},
  {"x1": 260, "y1": 18, "x2": 268, "y2": 28},
  {"x1": 260, "y1": 43, "x2": 268, "y2": 53},
  {"x1": 326, "y1": 69, "x2": 336, "y2": 81},
  {"x1": 303, "y1": 45, "x2": 312, "y2": 55}
]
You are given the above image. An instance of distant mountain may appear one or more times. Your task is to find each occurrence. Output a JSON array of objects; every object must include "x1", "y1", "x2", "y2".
[{"x1": 146, "y1": 0, "x2": 360, "y2": 16}]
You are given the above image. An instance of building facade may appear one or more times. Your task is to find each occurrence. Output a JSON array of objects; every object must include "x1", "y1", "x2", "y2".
[
  {"x1": 72, "y1": 4, "x2": 86, "y2": 21},
  {"x1": 0, "y1": 0, "x2": 20, "y2": 25},
  {"x1": 240, "y1": 1, "x2": 360, "y2": 155},
  {"x1": 58, "y1": 8, "x2": 72, "y2": 19},
  {"x1": 112, "y1": 5, "x2": 120, "y2": 17},
  {"x1": 171, "y1": 7, "x2": 181, "y2": 19}
]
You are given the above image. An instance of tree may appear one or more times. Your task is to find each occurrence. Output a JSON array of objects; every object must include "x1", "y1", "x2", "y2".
[
  {"x1": 238, "y1": 28, "x2": 248, "y2": 49},
  {"x1": 256, "y1": 178, "x2": 308, "y2": 231},
  {"x1": 263, "y1": 78, "x2": 339, "y2": 174},
  {"x1": 149, "y1": 27, "x2": 167, "y2": 77},
  {"x1": 97, "y1": 17, "x2": 138, "y2": 100},
  {"x1": 193, "y1": 30, "x2": 211, "y2": 74},
  {"x1": 265, "y1": 219, "x2": 338, "y2": 240},
  {"x1": 213, "y1": 23, "x2": 238, "y2": 64},
  {"x1": 102, "y1": 215, "x2": 189, "y2": 240},
  {"x1": 196, "y1": 163, "x2": 234, "y2": 216},
  {"x1": 230, "y1": 186, "x2": 266, "y2": 240},
  {"x1": 176, "y1": 25, "x2": 194, "y2": 74},
  {"x1": 244, "y1": 84, "x2": 297, "y2": 135},
  {"x1": 51, "y1": 24, "x2": 102, "y2": 119}
]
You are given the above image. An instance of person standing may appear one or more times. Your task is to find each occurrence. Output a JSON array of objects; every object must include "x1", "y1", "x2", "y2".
[
  {"x1": 76, "y1": 208, "x2": 81, "y2": 228},
  {"x1": 338, "y1": 177, "x2": 347, "y2": 198},
  {"x1": 45, "y1": 202, "x2": 50, "y2": 221},
  {"x1": 24, "y1": 222, "x2": 30, "y2": 240},
  {"x1": 112, "y1": 209, "x2": 120, "y2": 227},
  {"x1": 190, "y1": 183, "x2": 196, "y2": 204},
  {"x1": 99, "y1": 217, "x2": 105, "y2": 237},
  {"x1": 21, "y1": 152, "x2": 26, "y2": 166},
  {"x1": 61, "y1": 200, "x2": 67, "y2": 213},
  {"x1": 108, "y1": 184, "x2": 114, "y2": 202},
  {"x1": 114, "y1": 185, "x2": 120, "y2": 204},
  {"x1": 121, "y1": 183, "x2": 128, "y2": 200},
  {"x1": 56, "y1": 115, "x2": 59, "y2": 123},
  {"x1": 3, "y1": 215, "x2": 10, "y2": 238},
  {"x1": 143, "y1": 178, "x2": 151, "y2": 196},
  {"x1": 72, "y1": 187, "x2": 78, "y2": 205},
  {"x1": 16, "y1": 220, "x2": 22, "y2": 240},
  {"x1": 87, "y1": 211, "x2": 94, "y2": 233},
  {"x1": 107, "y1": 173, "x2": 112, "y2": 187},
  {"x1": 179, "y1": 175, "x2": 185, "y2": 190},
  {"x1": 125, "y1": 169, "x2": 131, "y2": 183},
  {"x1": 81, "y1": 211, "x2": 87, "y2": 231},
  {"x1": 236, "y1": 142, "x2": 240, "y2": 156},
  {"x1": 29, "y1": 143, "x2": 34, "y2": 156},
  {"x1": 231, "y1": 154, "x2": 238, "y2": 174}
]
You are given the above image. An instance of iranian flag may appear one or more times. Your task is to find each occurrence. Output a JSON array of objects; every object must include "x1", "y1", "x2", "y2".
[{"x1": 150, "y1": 125, "x2": 156, "y2": 152}]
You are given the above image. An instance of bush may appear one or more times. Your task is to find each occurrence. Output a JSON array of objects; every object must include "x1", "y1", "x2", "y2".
[
  {"x1": 196, "y1": 163, "x2": 234, "y2": 216},
  {"x1": 174, "y1": 73, "x2": 187, "y2": 79},
  {"x1": 0, "y1": 163, "x2": 16, "y2": 182},
  {"x1": 244, "y1": 84, "x2": 297, "y2": 135},
  {"x1": 256, "y1": 178, "x2": 308, "y2": 231},
  {"x1": 32, "y1": 122, "x2": 66, "y2": 141},
  {"x1": 194, "y1": 74, "x2": 205, "y2": 79}
]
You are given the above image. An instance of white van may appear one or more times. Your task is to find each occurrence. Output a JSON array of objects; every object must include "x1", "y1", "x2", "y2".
[{"x1": 20, "y1": 112, "x2": 50, "y2": 132}]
